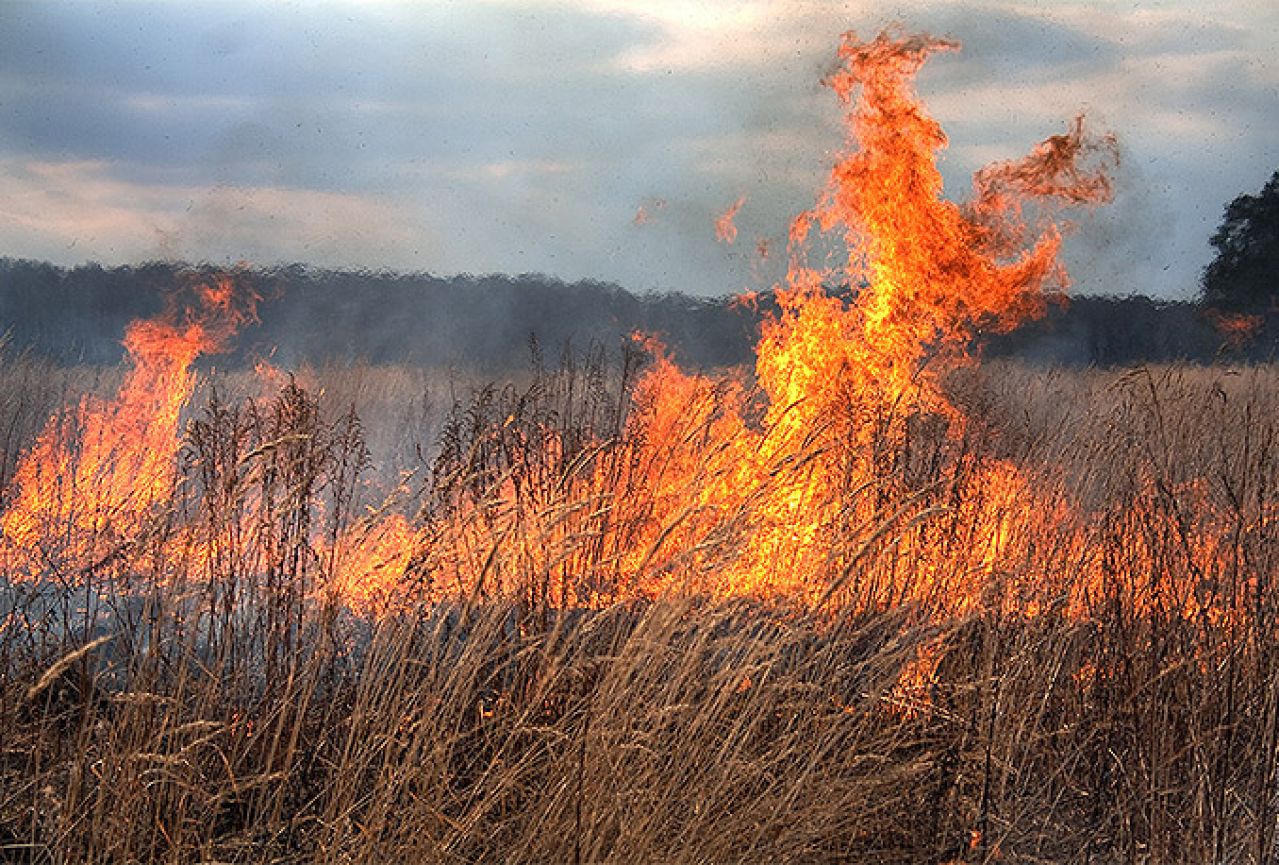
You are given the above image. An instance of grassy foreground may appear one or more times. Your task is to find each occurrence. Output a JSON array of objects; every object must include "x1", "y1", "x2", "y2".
[{"x1": 3, "y1": 358, "x2": 1279, "y2": 864}]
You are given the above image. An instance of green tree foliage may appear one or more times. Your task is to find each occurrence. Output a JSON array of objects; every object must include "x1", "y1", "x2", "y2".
[{"x1": 1202, "y1": 170, "x2": 1279, "y2": 312}]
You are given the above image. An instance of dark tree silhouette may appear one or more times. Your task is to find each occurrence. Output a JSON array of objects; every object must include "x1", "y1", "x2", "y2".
[
  {"x1": 0, "y1": 257, "x2": 1258, "y2": 368},
  {"x1": 1201, "y1": 170, "x2": 1279, "y2": 312}
]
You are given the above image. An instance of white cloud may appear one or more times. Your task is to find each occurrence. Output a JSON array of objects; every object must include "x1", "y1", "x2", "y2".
[{"x1": 0, "y1": 158, "x2": 429, "y2": 269}]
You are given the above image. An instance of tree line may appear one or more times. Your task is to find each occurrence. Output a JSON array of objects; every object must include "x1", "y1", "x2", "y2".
[
  {"x1": 4, "y1": 168, "x2": 1277, "y2": 369},
  {"x1": 0, "y1": 257, "x2": 1273, "y2": 371}
]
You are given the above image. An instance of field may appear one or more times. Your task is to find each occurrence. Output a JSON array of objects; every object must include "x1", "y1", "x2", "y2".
[
  {"x1": 3, "y1": 29, "x2": 1272, "y2": 865},
  {"x1": 2, "y1": 353, "x2": 1278, "y2": 864}
]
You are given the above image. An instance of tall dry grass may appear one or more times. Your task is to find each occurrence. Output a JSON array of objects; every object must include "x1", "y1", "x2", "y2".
[{"x1": 3, "y1": 353, "x2": 1279, "y2": 863}]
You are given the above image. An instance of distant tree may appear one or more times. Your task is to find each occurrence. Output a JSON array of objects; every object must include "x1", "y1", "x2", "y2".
[{"x1": 1201, "y1": 170, "x2": 1279, "y2": 312}]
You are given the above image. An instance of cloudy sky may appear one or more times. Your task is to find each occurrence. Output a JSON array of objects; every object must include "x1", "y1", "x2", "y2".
[{"x1": 0, "y1": 0, "x2": 1275, "y2": 299}]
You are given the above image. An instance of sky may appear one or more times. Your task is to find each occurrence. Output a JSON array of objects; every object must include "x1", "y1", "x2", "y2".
[{"x1": 0, "y1": 0, "x2": 1275, "y2": 300}]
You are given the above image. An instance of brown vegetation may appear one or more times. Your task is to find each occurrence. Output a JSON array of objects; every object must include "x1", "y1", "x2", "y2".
[
  {"x1": 1, "y1": 358, "x2": 1277, "y2": 864},
  {"x1": 3, "y1": 28, "x2": 1275, "y2": 865}
]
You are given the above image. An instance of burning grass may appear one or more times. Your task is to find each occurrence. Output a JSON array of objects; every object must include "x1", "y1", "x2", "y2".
[
  {"x1": 3, "y1": 357, "x2": 1278, "y2": 864},
  {"x1": 3, "y1": 27, "x2": 1278, "y2": 864}
]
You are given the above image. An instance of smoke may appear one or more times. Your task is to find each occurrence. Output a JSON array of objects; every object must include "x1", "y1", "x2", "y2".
[{"x1": 1060, "y1": 138, "x2": 1182, "y2": 299}]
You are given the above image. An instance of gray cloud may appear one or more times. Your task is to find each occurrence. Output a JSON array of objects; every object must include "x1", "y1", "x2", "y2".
[
  {"x1": 0, "y1": 2, "x2": 662, "y2": 180},
  {"x1": 0, "y1": 0, "x2": 1275, "y2": 300}
]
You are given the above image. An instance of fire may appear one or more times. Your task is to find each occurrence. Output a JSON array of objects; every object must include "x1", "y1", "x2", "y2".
[
  {"x1": 325, "y1": 511, "x2": 420, "y2": 613},
  {"x1": 778, "y1": 33, "x2": 1115, "y2": 420},
  {"x1": 600, "y1": 29, "x2": 1116, "y2": 601},
  {"x1": 634, "y1": 197, "x2": 666, "y2": 226},
  {"x1": 715, "y1": 195, "x2": 747, "y2": 244},
  {"x1": 0, "y1": 276, "x2": 257, "y2": 583},
  {"x1": 1206, "y1": 309, "x2": 1264, "y2": 350},
  {"x1": 0, "y1": 30, "x2": 1118, "y2": 616},
  {"x1": 452, "y1": 85, "x2": 1085, "y2": 597}
]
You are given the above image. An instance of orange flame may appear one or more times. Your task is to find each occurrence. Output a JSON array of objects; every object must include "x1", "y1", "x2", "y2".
[
  {"x1": 334, "y1": 29, "x2": 1118, "y2": 609},
  {"x1": 0, "y1": 275, "x2": 257, "y2": 582},
  {"x1": 715, "y1": 196, "x2": 747, "y2": 244},
  {"x1": 1206, "y1": 309, "x2": 1264, "y2": 351},
  {"x1": 606, "y1": 30, "x2": 1116, "y2": 601},
  {"x1": 0, "y1": 30, "x2": 1120, "y2": 618},
  {"x1": 777, "y1": 32, "x2": 1116, "y2": 419},
  {"x1": 634, "y1": 197, "x2": 666, "y2": 226}
]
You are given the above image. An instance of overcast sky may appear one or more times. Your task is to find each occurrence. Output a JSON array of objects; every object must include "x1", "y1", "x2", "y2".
[{"x1": 0, "y1": 0, "x2": 1275, "y2": 299}]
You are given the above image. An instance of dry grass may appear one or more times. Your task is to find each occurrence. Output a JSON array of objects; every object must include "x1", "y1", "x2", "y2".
[{"x1": 3, "y1": 355, "x2": 1279, "y2": 863}]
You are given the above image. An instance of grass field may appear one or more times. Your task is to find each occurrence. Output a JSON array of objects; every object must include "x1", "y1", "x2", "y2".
[
  {"x1": 2, "y1": 354, "x2": 1277, "y2": 864},
  {"x1": 1, "y1": 27, "x2": 1266, "y2": 865}
]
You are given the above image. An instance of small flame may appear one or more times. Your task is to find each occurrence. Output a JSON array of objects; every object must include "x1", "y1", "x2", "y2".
[
  {"x1": 634, "y1": 197, "x2": 666, "y2": 226},
  {"x1": 715, "y1": 195, "x2": 747, "y2": 244},
  {"x1": 1206, "y1": 309, "x2": 1264, "y2": 351}
]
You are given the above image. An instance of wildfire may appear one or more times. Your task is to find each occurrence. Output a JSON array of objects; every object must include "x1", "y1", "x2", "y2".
[
  {"x1": 604, "y1": 29, "x2": 1116, "y2": 601},
  {"x1": 0, "y1": 276, "x2": 257, "y2": 583},
  {"x1": 776, "y1": 34, "x2": 1115, "y2": 421},
  {"x1": 0, "y1": 30, "x2": 1120, "y2": 615}
]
